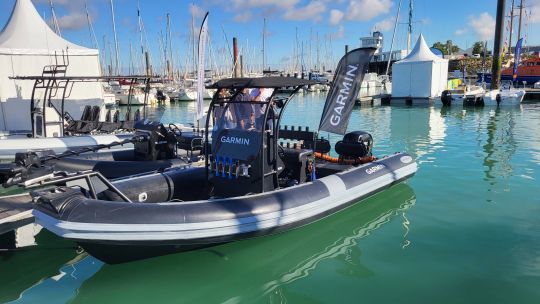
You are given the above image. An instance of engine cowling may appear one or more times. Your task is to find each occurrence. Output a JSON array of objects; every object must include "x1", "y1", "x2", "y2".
[{"x1": 335, "y1": 131, "x2": 373, "y2": 159}]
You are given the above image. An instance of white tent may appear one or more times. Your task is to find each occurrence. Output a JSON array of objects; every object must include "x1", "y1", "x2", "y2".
[
  {"x1": 392, "y1": 34, "x2": 448, "y2": 99},
  {"x1": 0, "y1": 0, "x2": 103, "y2": 132}
]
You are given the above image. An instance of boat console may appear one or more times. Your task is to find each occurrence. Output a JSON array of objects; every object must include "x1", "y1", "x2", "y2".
[{"x1": 204, "y1": 78, "x2": 374, "y2": 198}]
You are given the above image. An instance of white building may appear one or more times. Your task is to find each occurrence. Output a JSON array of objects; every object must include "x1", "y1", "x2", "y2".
[
  {"x1": 360, "y1": 32, "x2": 409, "y2": 63},
  {"x1": 0, "y1": 0, "x2": 104, "y2": 132},
  {"x1": 391, "y1": 34, "x2": 449, "y2": 99}
]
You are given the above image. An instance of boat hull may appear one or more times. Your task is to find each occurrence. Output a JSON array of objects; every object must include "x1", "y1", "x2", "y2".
[{"x1": 33, "y1": 152, "x2": 417, "y2": 263}]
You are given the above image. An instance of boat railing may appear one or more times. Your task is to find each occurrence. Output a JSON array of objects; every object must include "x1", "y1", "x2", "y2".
[{"x1": 26, "y1": 170, "x2": 132, "y2": 203}]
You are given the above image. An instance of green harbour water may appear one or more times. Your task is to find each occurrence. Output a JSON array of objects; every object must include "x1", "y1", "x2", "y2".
[{"x1": 1, "y1": 94, "x2": 540, "y2": 303}]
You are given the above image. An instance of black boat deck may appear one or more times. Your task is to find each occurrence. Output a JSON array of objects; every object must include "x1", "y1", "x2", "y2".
[{"x1": 0, "y1": 193, "x2": 34, "y2": 235}]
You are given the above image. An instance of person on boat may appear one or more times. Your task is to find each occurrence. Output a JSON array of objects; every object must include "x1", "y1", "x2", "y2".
[
  {"x1": 214, "y1": 89, "x2": 236, "y2": 129},
  {"x1": 250, "y1": 88, "x2": 274, "y2": 129},
  {"x1": 231, "y1": 88, "x2": 254, "y2": 129}
]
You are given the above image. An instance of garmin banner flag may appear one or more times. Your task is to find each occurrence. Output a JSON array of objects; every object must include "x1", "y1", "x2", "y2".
[
  {"x1": 319, "y1": 47, "x2": 376, "y2": 135},
  {"x1": 512, "y1": 38, "x2": 523, "y2": 82}
]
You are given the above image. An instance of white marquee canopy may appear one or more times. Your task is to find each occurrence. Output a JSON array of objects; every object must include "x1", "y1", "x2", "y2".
[
  {"x1": 392, "y1": 34, "x2": 449, "y2": 99},
  {"x1": 0, "y1": 0, "x2": 103, "y2": 132}
]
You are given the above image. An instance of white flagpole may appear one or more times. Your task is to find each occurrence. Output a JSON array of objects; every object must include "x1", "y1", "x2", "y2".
[{"x1": 196, "y1": 12, "x2": 209, "y2": 127}]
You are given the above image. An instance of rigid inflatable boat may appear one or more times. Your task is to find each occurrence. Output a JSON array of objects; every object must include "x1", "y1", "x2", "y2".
[
  {"x1": 30, "y1": 50, "x2": 417, "y2": 263},
  {"x1": 0, "y1": 121, "x2": 204, "y2": 187}
]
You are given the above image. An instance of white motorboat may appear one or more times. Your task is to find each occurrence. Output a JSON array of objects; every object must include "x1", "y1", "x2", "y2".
[{"x1": 484, "y1": 82, "x2": 526, "y2": 106}]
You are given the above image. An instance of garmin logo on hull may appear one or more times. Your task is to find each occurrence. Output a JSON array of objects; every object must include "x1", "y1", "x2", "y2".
[
  {"x1": 220, "y1": 136, "x2": 250, "y2": 145},
  {"x1": 366, "y1": 164, "x2": 385, "y2": 175},
  {"x1": 330, "y1": 64, "x2": 359, "y2": 126}
]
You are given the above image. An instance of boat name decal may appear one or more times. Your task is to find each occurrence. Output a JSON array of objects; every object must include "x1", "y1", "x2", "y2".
[
  {"x1": 366, "y1": 164, "x2": 385, "y2": 175},
  {"x1": 330, "y1": 64, "x2": 358, "y2": 126},
  {"x1": 220, "y1": 136, "x2": 250, "y2": 146}
]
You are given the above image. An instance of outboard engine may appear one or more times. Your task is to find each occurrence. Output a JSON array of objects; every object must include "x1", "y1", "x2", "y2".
[
  {"x1": 134, "y1": 120, "x2": 176, "y2": 161},
  {"x1": 335, "y1": 131, "x2": 373, "y2": 162}
]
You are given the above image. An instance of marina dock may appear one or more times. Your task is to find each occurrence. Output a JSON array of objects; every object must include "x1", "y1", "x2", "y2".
[
  {"x1": 525, "y1": 88, "x2": 540, "y2": 101},
  {"x1": 0, "y1": 193, "x2": 33, "y2": 235}
]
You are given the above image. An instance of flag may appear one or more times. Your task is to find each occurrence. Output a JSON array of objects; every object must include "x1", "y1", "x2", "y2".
[
  {"x1": 512, "y1": 38, "x2": 523, "y2": 82},
  {"x1": 196, "y1": 12, "x2": 209, "y2": 121},
  {"x1": 319, "y1": 48, "x2": 376, "y2": 135}
]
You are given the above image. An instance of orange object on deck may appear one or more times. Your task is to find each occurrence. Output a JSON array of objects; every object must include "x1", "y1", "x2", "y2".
[{"x1": 314, "y1": 152, "x2": 376, "y2": 165}]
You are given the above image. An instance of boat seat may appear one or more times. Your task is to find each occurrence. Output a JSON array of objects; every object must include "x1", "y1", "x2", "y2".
[
  {"x1": 65, "y1": 106, "x2": 102, "y2": 134},
  {"x1": 105, "y1": 109, "x2": 111, "y2": 122},
  {"x1": 120, "y1": 120, "x2": 135, "y2": 131},
  {"x1": 279, "y1": 146, "x2": 313, "y2": 184},
  {"x1": 176, "y1": 132, "x2": 203, "y2": 156},
  {"x1": 97, "y1": 121, "x2": 122, "y2": 133}
]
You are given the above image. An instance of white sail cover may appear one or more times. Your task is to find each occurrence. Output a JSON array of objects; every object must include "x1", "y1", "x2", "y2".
[
  {"x1": 392, "y1": 34, "x2": 448, "y2": 99},
  {"x1": 0, "y1": 0, "x2": 103, "y2": 132}
]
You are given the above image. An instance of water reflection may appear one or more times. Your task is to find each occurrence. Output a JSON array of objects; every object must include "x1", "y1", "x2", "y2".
[
  {"x1": 482, "y1": 108, "x2": 518, "y2": 202},
  {"x1": 68, "y1": 184, "x2": 415, "y2": 303},
  {"x1": 260, "y1": 187, "x2": 416, "y2": 300},
  {"x1": 0, "y1": 230, "x2": 81, "y2": 303}
]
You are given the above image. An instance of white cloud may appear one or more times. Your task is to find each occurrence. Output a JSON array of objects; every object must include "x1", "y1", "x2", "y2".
[
  {"x1": 372, "y1": 16, "x2": 394, "y2": 32},
  {"x1": 530, "y1": 0, "x2": 540, "y2": 23},
  {"x1": 468, "y1": 12, "x2": 495, "y2": 41},
  {"x1": 454, "y1": 28, "x2": 467, "y2": 36},
  {"x1": 189, "y1": 4, "x2": 206, "y2": 18},
  {"x1": 329, "y1": 9, "x2": 344, "y2": 25},
  {"x1": 346, "y1": 0, "x2": 393, "y2": 21},
  {"x1": 34, "y1": 0, "x2": 89, "y2": 13},
  {"x1": 334, "y1": 25, "x2": 345, "y2": 39},
  {"x1": 230, "y1": 0, "x2": 300, "y2": 9},
  {"x1": 283, "y1": 1, "x2": 326, "y2": 21},
  {"x1": 234, "y1": 11, "x2": 254, "y2": 22},
  {"x1": 54, "y1": 12, "x2": 87, "y2": 30}
]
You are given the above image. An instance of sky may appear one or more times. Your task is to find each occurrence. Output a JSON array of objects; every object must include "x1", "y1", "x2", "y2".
[{"x1": 1, "y1": 0, "x2": 539, "y2": 73}]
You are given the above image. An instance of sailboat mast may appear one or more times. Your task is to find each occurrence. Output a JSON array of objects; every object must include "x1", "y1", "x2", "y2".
[
  {"x1": 167, "y1": 13, "x2": 174, "y2": 80},
  {"x1": 517, "y1": 0, "x2": 524, "y2": 41},
  {"x1": 407, "y1": 0, "x2": 413, "y2": 53},
  {"x1": 508, "y1": 0, "x2": 515, "y2": 54},
  {"x1": 84, "y1": 1, "x2": 99, "y2": 50},
  {"x1": 262, "y1": 18, "x2": 266, "y2": 73},
  {"x1": 109, "y1": 0, "x2": 120, "y2": 75},
  {"x1": 48, "y1": 0, "x2": 61, "y2": 37},
  {"x1": 316, "y1": 32, "x2": 320, "y2": 72},
  {"x1": 386, "y1": 0, "x2": 403, "y2": 76},
  {"x1": 491, "y1": 0, "x2": 506, "y2": 90}
]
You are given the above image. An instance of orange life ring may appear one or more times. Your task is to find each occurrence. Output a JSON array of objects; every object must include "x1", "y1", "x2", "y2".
[{"x1": 314, "y1": 152, "x2": 376, "y2": 165}]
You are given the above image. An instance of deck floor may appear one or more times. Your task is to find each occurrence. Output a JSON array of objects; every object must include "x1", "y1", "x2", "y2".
[{"x1": 0, "y1": 193, "x2": 34, "y2": 234}]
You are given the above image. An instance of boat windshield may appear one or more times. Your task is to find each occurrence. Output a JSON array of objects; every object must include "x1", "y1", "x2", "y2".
[
  {"x1": 212, "y1": 87, "x2": 275, "y2": 132},
  {"x1": 210, "y1": 87, "x2": 276, "y2": 162}
]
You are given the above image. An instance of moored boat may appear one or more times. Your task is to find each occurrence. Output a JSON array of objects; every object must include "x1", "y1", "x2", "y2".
[
  {"x1": 30, "y1": 70, "x2": 417, "y2": 263},
  {"x1": 0, "y1": 120, "x2": 205, "y2": 186}
]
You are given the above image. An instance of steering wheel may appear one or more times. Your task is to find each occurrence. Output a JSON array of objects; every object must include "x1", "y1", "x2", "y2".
[
  {"x1": 168, "y1": 123, "x2": 182, "y2": 136},
  {"x1": 278, "y1": 144, "x2": 285, "y2": 159}
]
